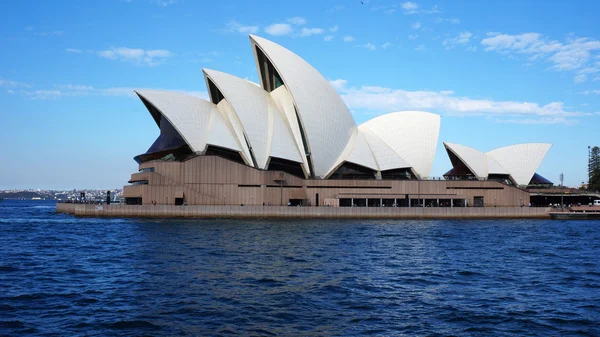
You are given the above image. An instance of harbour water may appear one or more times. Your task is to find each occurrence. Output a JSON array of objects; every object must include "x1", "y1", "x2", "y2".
[{"x1": 1, "y1": 200, "x2": 599, "y2": 336}]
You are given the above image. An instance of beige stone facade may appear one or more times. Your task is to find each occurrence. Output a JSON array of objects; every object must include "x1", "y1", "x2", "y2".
[{"x1": 123, "y1": 156, "x2": 531, "y2": 207}]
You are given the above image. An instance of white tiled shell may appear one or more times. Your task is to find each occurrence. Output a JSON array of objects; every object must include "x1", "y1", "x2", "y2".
[
  {"x1": 206, "y1": 104, "x2": 242, "y2": 153},
  {"x1": 486, "y1": 143, "x2": 552, "y2": 186},
  {"x1": 485, "y1": 154, "x2": 509, "y2": 175},
  {"x1": 270, "y1": 85, "x2": 311, "y2": 177},
  {"x1": 359, "y1": 111, "x2": 441, "y2": 178},
  {"x1": 325, "y1": 129, "x2": 379, "y2": 177},
  {"x1": 443, "y1": 142, "x2": 487, "y2": 179},
  {"x1": 250, "y1": 34, "x2": 356, "y2": 178},
  {"x1": 359, "y1": 129, "x2": 412, "y2": 171},
  {"x1": 203, "y1": 69, "x2": 270, "y2": 168},
  {"x1": 135, "y1": 90, "x2": 220, "y2": 153},
  {"x1": 216, "y1": 99, "x2": 254, "y2": 167}
]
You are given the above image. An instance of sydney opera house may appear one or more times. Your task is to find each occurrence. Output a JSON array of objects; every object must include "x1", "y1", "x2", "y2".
[{"x1": 123, "y1": 35, "x2": 552, "y2": 207}]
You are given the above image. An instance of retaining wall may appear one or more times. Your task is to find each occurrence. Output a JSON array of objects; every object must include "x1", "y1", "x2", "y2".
[{"x1": 56, "y1": 203, "x2": 551, "y2": 219}]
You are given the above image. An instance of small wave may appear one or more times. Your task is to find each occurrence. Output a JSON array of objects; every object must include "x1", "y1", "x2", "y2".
[
  {"x1": 457, "y1": 270, "x2": 482, "y2": 276},
  {"x1": 109, "y1": 320, "x2": 161, "y2": 330},
  {"x1": 0, "y1": 265, "x2": 19, "y2": 272},
  {"x1": 0, "y1": 320, "x2": 25, "y2": 328}
]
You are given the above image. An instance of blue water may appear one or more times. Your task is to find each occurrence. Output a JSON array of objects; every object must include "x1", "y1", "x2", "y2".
[{"x1": 1, "y1": 200, "x2": 599, "y2": 336}]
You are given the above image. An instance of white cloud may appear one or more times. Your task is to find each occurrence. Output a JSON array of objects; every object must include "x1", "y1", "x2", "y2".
[
  {"x1": 329, "y1": 79, "x2": 347, "y2": 90},
  {"x1": 66, "y1": 48, "x2": 82, "y2": 53},
  {"x1": 408, "y1": 34, "x2": 418, "y2": 40},
  {"x1": 364, "y1": 43, "x2": 376, "y2": 51},
  {"x1": 466, "y1": 46, "x2": 477, "y2": 52},
  {"x1": 401, "y1": 2, "x2": 439, "y2": 14},
  {"x1": 382, "y1": 42, "x2": 392, "y2": 49},
  {"x1": 20, "y1": 85, "x2": 208, "y2": 101},
  {"x1": 401, "y1": 2, "x2": 418, "y2": 11},
  {"x1": 56, "y1": 84, "x2": 94, "y2": 91},
  {"x1": 494, "y1": 117, "x2": 578, "y2": 125},
  {"x1": 443, "y1": 31, "x2": 472, "y2": 49},
  {"x1": 579, "y1": 89, "x2": 600, "y2": 95},
  {"x1": 411, "y1": 22, "x2": 421, "y2": 30},
  {"x1": 98, "y1": 47, "x2": 174, "y2": 66},
  {"x1": 415, "y1": 44, "x2": 426, "y2": 52},
  {"x1": 324, "y1": 35, "x2": 334, "y2": 42},
  {"x1": 0, "y1": 78, "x2": 32, "y2": 89},
  {"x1": 343, "y1": 36, "x2": 355, "y2": 42},
  {"x1": 329, "y1": 25, "x2": 339, "y2": 33},
  {"x1": 7, "y1": 90, "x2": 14, "y2": 94},
  {"x1": 385, "y1": 9, "x2": 397, "y2": 14},
  {"x1": 287, "y1": 17, "x2": 306, "y2": 25},
  {"x1": 331, "y1": 80, "x2": 589, "y2": 120},
  {"x1": 226, "y1": 20, "x2": 259, "y2": 34},
  {"x1": 264, "y1": 23, "x2": 293, "y2": 36},
  {"x1": 481, "y1": 32, "x2": 600, "y2": 82},
  {"x1": 154, "y1": 0, "x2": 178, "y2": 6},
  {"x1": 34, "y1": 31, "x2": 63, "y2": 36},
  {"x1": 299, "y1": 27, "x2": 325, "y2": 37},
  {"x1": 435, "y1": 17, "x2": 460, "y2": 24}
]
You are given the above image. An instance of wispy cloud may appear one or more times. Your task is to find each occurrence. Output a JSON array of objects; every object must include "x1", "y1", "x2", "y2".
[
  {"x1": 363, "y1": 43, "x2": 376, "y2": 51},
  {"x1": 324, "y1": 35, "x2": 334, "y2": 42},
  {"x1": 330, "y1": 80, "x2": 590, "y2": 123},
  {"x1": 343, "y1": 36, "x2": 355, "y2": 42},
  {"x1": 66, "y1": 48, "x2": 82, "y2": 53},
  {"x1": 34, "y1": 30, "x2": 63, "y2": 36},
  {"x1": 382, "y1": 42, "x2": 392, "y2": 49},
  {"x1": 411, "y1": 22, "x2": 421, "y2": 30},
  {"x1": 287, "y1": 17, "x2": 306, "y2": 25},
  {"x1": 494, "y1": 117, "x2": 578, "y2": 125},
  {"x1": 0, "y1": 78, "x2": 32, "y2": 89},
  {"x1": 264, "y1": 23, "x2": 293, "y2": 36},
  {"x1": 98, "y1": 47, "x2": 174, "y2": 66},
  {"x1": 443, "y1": 32, "x2": 472, "y2": 49},
  {"x1": 481, "y1": 32, "x2": 600, "y2": 82},
  {"x1": 408, "y1": 34, "x2": 418, "y2": 40},
  {"x1": 401, "y1": 2, "x2": 440, "y2": 14},
  {"x1": 153, "y1": 0, "x2": 178, "y2": 7},
  {"x1": 329, "y1": 25, "x2": 339, "y2": 33},
  {"x1": 415, "y1": 44, "x2": 426, "y2": 52},
  {"x1": 435, "y1": 17, "x2": 460, "y2": 24},
  {"x1": 226, "y1": 20, "x2": 259, "y2": 34},
  {"x1": 579, "y1": 89, "x2": 600, "y2": 95},
  {"x1": 299, "y1": 27, "x2": 325, "y2": 37},
  {"x1": 19, "y1": 84, "x2": 208, "y2": 101}
]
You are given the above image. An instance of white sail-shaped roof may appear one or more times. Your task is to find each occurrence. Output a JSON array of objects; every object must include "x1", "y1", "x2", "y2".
[
  {"x1": 443, "y1": 142, "x2": 487, "y2": 179},
  {"x1": 203, "y1": 69, "x2": 302, "y2": 169},
  {"x1": 270, "y1": 85, "x2": 311, "y2": 177},
  {"x1": 444, "y1": 141, "x2": 551, "y2": 185},
  {"x1": 359, "y1": 129, "x2": 412, "y2": 171},
  {"x1": 250, "y1": 34, "x2": 356, "y2": 178},
  {"x1": 486, "y1": 143, "x2": 552, "y2": 186},
  {"x1": 135, "y1": 90, "x2": 221, "y2": 153},
  {"x1": 216, "y1": 99, "x2": 254, "y2": 167},
  {"x1": 485, "y1": 154, "x2": 509, "y2": 175},
  {"x1": 359, "y1": 111, "x2": 441, "y2": 178},
  {"x1": 206, "y1": 104, "x2": 242, "y2": 153},
  {"x1": 325, "y1": 129, "x2": 379, "y2": 177}
]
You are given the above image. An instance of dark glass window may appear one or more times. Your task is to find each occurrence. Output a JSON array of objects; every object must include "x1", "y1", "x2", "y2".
[
  {"x1": 381, "y1": 168, "x2": 414, "y2": 180},
  {"x1": 267, "y1": 157, "x2": 305, "y2": 178},
  {"x1": 329, "y1": 162, "x2": 376, "y2": 180}
]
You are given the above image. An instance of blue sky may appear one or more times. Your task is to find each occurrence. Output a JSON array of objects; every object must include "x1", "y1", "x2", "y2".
[{"x1": 1, "y1": 0, "x2": 599, "y2": 190}]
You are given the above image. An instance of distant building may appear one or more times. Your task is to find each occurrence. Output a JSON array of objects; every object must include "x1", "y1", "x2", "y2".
[{"x1": 123, "y1": 35, "x2": 550, "y2": 207}]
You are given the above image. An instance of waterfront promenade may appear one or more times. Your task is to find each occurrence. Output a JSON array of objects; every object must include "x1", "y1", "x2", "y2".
[{"x1": 57, "y1": 203, "x2": 551, "y2": 219}]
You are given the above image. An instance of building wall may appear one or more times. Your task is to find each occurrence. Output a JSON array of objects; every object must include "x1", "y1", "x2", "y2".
[{"x1": 123, "y1": 156, "x2": 531, "y2": 206}]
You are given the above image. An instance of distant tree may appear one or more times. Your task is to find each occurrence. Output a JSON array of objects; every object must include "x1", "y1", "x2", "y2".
[{"x1": 590, "y1": 146, "x2": 600, "y2": 191}]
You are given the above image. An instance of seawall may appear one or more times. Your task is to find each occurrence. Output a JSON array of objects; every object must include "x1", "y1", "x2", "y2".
[{"x1": 56, "y1": 203, "x2": 551, "y2": 219}]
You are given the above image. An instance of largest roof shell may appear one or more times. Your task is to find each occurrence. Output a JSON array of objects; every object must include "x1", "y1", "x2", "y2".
[{"x1": 249, "y1": 34, "x2": 356, "y2": 178}]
